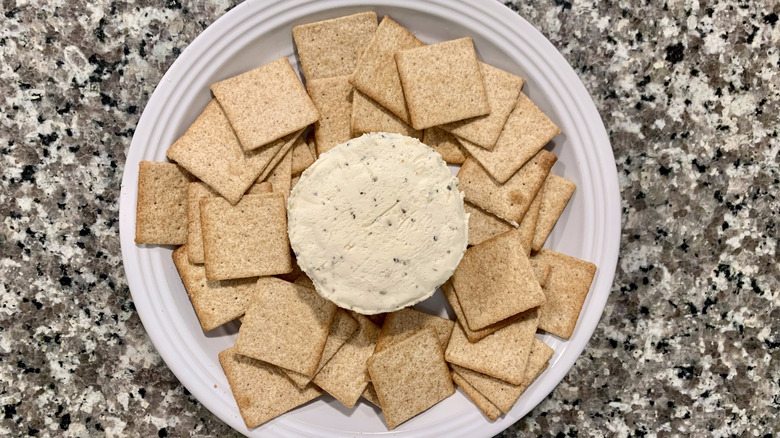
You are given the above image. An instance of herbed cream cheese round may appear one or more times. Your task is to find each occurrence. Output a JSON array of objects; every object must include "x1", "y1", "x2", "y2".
[{"x1": 288, "y1": 132, "x2": 469, "y2": 314}]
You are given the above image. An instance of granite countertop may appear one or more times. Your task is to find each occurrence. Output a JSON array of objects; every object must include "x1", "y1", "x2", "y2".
[{"x1": 1, "y1": 0, "x2": 778, "y2": 436}]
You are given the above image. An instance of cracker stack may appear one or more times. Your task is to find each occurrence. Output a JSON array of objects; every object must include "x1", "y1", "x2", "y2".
[{"x1": 135, "y1": 11, "x2": 598, "y2": 431}]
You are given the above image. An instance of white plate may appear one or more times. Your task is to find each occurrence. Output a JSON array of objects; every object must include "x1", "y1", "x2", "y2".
[{"x1": 119, "y1": 0, "x2": 621, "y2": 436}]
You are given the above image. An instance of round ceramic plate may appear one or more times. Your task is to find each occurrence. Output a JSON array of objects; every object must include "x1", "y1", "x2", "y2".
[{"x1": 119, "y1": 0, "x2": 621, "y2": 436}]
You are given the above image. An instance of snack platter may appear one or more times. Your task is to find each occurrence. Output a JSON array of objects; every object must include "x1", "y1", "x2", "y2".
[{"x1": 119, "y1": 1, "x2": 621, "y2": 436}]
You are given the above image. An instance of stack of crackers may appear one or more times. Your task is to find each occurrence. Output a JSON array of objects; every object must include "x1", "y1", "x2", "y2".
[{"x1": 133, "y1": 11, "x2": 597, "y2": 431}]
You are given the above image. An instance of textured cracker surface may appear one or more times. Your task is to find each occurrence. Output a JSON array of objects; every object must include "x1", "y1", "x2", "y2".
[
  {"x1": 210, "y1": 58, "x2": 318, "y2": 150},
  {"x1": 516, "y1": 188, "x2": 543, "y2": 255},
  {"x1": 444, "y1": 309, "x2": 539, "y2": 385},
  {"x1": 361, "y1": 383, "x2": 381, "y2": 408},
  {"x1": 135, "y1": 161, "x2": 188, "y2": 245},
  {"x1": 291, "y1": 135, "x2": 316, "y2": 175},
  {"x1": 451, "y1": 230, "x2": 545, "y2": 330},
  {"x1": 186, "y1": 182, "x2": 216, "y2": 264},
  {"x1": 350, "y1": 16, "x2": 424, "y2": 123},
  {"x1": 292, "y1": 12, "x2": 378, "y2": 81},
  {"x1": 200, "y1": 193, "x2": 291, "y2": 280},
  {"x1": 452, "y1": 371, "x2": 501, "y2": 421},
  {"x1": 218, "y1": 347, "x2": 321, "y2": 429},
  {"x1": 368, "y1": 328, "x2": 455, "y2": 429},
  {"x1": 460, "y1": 93, "x2": 561, "y2": 183},
  {"x1": 464, "y1": 202, "x2": 513, "y2": 246},
  {"x1": 531, "y1": 259, "x2": 552, "y2": 288},
  {"x1": 263, "y1": 147, "x2": 292, "y2": 201},
  {"x1": 458, "y1": 149, "x2": 557, "y2": 223},
  {"x1": 440, "y1": 63, "x2": 525, "y2": 150},
  {"x1": 235, "y1": 277, "x2": 337, "y2": 376},
  {"x1": 351, "y1": 90, "x2": 422, "y2": 139},
  {"x1": 395, "y1": 37, "x2": 490, "y2": 129},
  {"x1": 374, "y1": 308, "x2": 455, "y2": 354},
  {"x1": 422, "y1": 127, "x2": 468, "y2": 165},
  {"x1": 532, "y1": 174, "x2": 577, "y2": 252},
  {"x1": 172, "y1": 246, "x2": 255, "y2": 332},
  {"x1": 307, "y1": 76, "x2": 354, "y2": 155},
  {"x1": 533, "y1": 249, "x2": 597, "y2": 339},
  {"x1": 255, "y1": 130, "x2": 302, "y2": 183},
  {"x1": 441, "y1": 280, "x2": 521, "y2": 343}
]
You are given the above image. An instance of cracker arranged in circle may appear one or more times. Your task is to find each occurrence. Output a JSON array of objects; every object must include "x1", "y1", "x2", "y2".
[
  {"x1": 263, "y1": 146, "x2": 293, "y2": 201},
  {"x1": 422, "y1": 127, "x2": 468, "y2": 165},
  {"x1": 532, "y1": 174, "x2": 577, "y2": 252},
  {"x1": 313, "y1": 313, "x2": 381, "y2": 408},
  {"x1": 464, "y1": 202, "x2": 513, "y2": 247},
  {"x1": 135, "y1": 161, "x2": 189, "y2": 245},
  {"x1": 451, "y1": 371, "x2": 501, "y2": 421},
  {"x1": 531, "y1": 259, "x2": 552, "y2": 288},
  {"x1": 350, "y1": 16, "x2": 424, "y2": 123},
  {"x1": 236, "y1": 277, "x2": 337, "y2": 376},
  {"x1": 533, "y1": 249, "x2": 597, "y2": 339},
  {"x1": 451, "y1": 230, "x2": 545, "y2": 330},
  {"x1": 457, "y1": 149, "x2": 557, "y2": 223},
  {"x1": 292, "y1": 12, "x2": 378, "y2": 81},
  {"x1": 374, "y1": 308, "x2": 455, "y2": 354},
  {"x1": 351, "y1": 90, "x2": 422, "y2": 139},
  {"x1": 291, "y1": 134, "x2": 316, "y2": 175},
  {"x1": 283, "y1": 309, "x2": 359, "y2": 388},
  {"x1": 368, "y1": 327, "x2": 455, "y2": 429},
  {"x1": 307, "y1": 75, "x2": 354, "y2": 155},
  {"x1": 200, "y1": 193, "x2": 291, "y2": 280},
  {"x1": 516, "y1": 187, "x2": 543, "y2": 255},
  {"x1": 211, "y1": 58, "x2": 319, "y2": 151},
  {"x1": 172, "y1": 246, "x2": 255, "y2": 331},
  {"x1": 186, "y1": 182, "x2": 217, "y2": 263},
  {"x1": 444, "y1": 308, "x2": 539, "y2": 385},
  {"x1": 218, "y1": 346, "x2": 322, "y2": 429},
  {"x1": 440, "y1": 63, "x2": 524, "y2": 150},
  {"x1": 361, "y1": 382, "x2": 382, "y2": 408},
  {"x1": 451, "y1": 337, "x2": 553, "y2": 414},
  {"x1": 255, "y1": 130, "x2": 303, "y2": 184},
  {"x1": 395, "y1": 37, "x2": 490, "y2": 130},
  {"x1": 440, "y1": 280, "x2": 523, "y2": 343},
  {"x1": 459, "y1": 92, "x2": 561, "y2": 183}
]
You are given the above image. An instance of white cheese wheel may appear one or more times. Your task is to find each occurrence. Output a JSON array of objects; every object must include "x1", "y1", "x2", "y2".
[{"x1": 288, "y1": 132, "x2": 468, "y2": 314}]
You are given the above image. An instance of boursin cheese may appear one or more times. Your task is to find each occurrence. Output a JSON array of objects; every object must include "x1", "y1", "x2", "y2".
[{"x1": 288, "y1": 133, "x2": 469, "y2": 314}]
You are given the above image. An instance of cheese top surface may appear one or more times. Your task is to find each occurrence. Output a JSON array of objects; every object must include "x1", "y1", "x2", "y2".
[{"x1": 288, "y1": 132, "x2": 469, "y2": 314}]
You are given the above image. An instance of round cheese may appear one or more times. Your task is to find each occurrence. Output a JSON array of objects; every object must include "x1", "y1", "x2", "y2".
[{"x1": 288, "y1": 132, "x2": 468, "y2": 314}]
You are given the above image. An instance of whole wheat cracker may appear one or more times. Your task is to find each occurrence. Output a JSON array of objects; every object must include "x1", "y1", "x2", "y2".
[
  {"x1": 211, "y1": 58, "x2": 318, "y2": 151},
  {"x1": 293, "y1": 274, "x2": 315, "y2": 290},
  {"x1": 516, "y1": 187, "x2": 543, "y2": 255},
  {"x1": 368, "y1": 328, "x2": 455, "y2": 429},
  {"x1": 444, "y1": 308, "x2": 539, "y2": 385},
  {"x1": 236, "y1": 277, "x2": 337, "y2": 376},
  {"x1": 459, "y1": 92, "x2": 561, "y2": 183},
  {"x1": 255, "y1": 130, "x2": 303, "y2": 183},
  {"x1": 440, "y1": 280, "x2": 522, "y2": 343},
  {"x1": 422, "y1": 127, "x2": 468, "y2": 165},
  {"x1": 172, "y1": 246, "x2": 255, "y2": 331},
  {"x1": 531, "y1": 259, "x2": 552, "y2": 288},
  {"x1": 374, "y1": 308, "x2": 455, "y2": 354},
  {"x1": 351, "y1": 90, "x2": 422, "y2": 139},
  {"x1": 186, "y1": 182, "x2": 217, "y2": 263},
  {"x1": 263, "y1": 146, "x2": 293, "y2": 201},
  {"x1": 451, "y1": 230, "x2": 545, "y2": 330},
  {"x1": 532, "y1": 249, "x2": 597, "y2": 339},
  {"x1": 218, "y1": 346, "x2": 322, "y2": 429},
  {"x1": 452, "y1": 371, "x2": 501, "y2": 421},
  {"x1": 200, "y1": 193, "x2": 291, "y2": 280},
  {"x1": 395, "y1": 37, "x2": 490, "y2": 130},
  {"x1": 457, "y1": 149, "x2": 557, "y2": 223},
  {"x1": 464, "y1": 202, "x2": 513, "y2": 246},
  {"x1": 292, "y1": 12, "x2": 378, "y2": 81},
  {"x1": 532, "y1": 174, "x2": 576, "y2": 252},
  {"x1": 291, "y1": 135, "x2": 316, "y2": 175},
  {"x1": 307, "y1": 75, "x2": 354, "y2": 155},
  {"x1": 350, "y1": 16, "x2": 424, "y2": 123},
  {"x1": 440, "y1": 63, "x2": 524, "y2": 150},
  {"x1": 361, "y1": 382, "x2": 381, "y2": 408},
  {"x1": 135, "y1": 161, "x2": 188, "y2": 245}
]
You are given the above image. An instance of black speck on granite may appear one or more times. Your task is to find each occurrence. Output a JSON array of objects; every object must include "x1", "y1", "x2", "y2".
[{"x1": 0, "y1": 0, "x2": 778, "y2": 436}]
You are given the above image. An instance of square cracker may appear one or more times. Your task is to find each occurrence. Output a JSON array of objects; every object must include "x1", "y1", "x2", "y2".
[
  {"x1": 211, "y1": 58, "x2": 319, "y2": 151},
  {"x1": 395, "y1": 37, "x2": 490, "y2": 130},
  {"x1": 292, "y1": 12, "x2": 378, "y2": 81},
  {"x1": 422, "y1": 127, "x2": 468, "y2": 165},
  {"x1": 236, "y1": 277, "x2": 337, "y2": 376},
  {"x1": 531, "y1": 259, "x2": 552, "y2": 288},
  {"x1": 255, "y1": 130, "x2": 302, "y2": 183},
  {"x1": 374, "y1": 308, "x2": 455, "y2": 354},
  {"x1": 361, "y1": 383, "x2": 381, "y2": 408},
  {"x1": 451, "y1": 230, "x2": 545, "y2": 330},
  {"x1": 459, "y1": 92, "x2": 561, "y2": 183},
  {"x1": 440, "y1": 63, "x2": 524, "y2": 150},
  {"x1": 283, "y1": 309, "x2": 359, "y2": 388},
  {"x1": 187, "y1": 182, "x2": 217, "y2": 264},
  {"x1": 166, "y1": 100, "x2": 298, "y2": 205},
  {"x1": 218, "y1": 346, "x2": 321, "y2": 429},
  {"x1": 368, "y1": 328, "x2": 455, "y2": 429},
  {"x1": 307, "y1": 76, "x2": 354, "y2": 155},
  {"x1": 444, "y1": 308, "x2": 539, "y2": 385},
  {"x1": 200, "y1": 193, "x2": 291, "y2": 280},
  {"x1": 135, "y1": 161, "x2": 188, "y2": 245},
  {"x1": 350, "y1": 16, "x2": 424, "y2": 123},
  {"x1": 440, "y1": 280, "x2": 522, "y2": 343},
  {"x1": 532, "y1": 174, "x2": 576, "y2": 252},
  {"x1": 451, "y1": 371, "x2": 501, "y2": 421},
  {"x1": 263, "y1": 146, "x2": 293, "y2": 200},
  {"x1": 457, "y1": 149, "x2": 557, "y2": 223},
  {"x1": 516, "y1": 187, "x2": 543, "y2": 255},
  {"x1": 291, "y1": 134, "x2": 316, "y2": 175},
  {"x1": 351, "y1": 90, "x2": 422, "y2": 139},
  {"x1": 464, "y1": 202, "x2": 513, "y2": 246},
  {"x1": 172, "y1": 246, "x2": 255, "y2": 331},
  {"x1": 313, "y1": 313, "x2": 380, "y2": 408},
  {"x1": 532, "y1": 249, "x2": 597, "y2": 339},
  {"x1": 451, "y1": 337, "x2": 553, "y2": 414}
]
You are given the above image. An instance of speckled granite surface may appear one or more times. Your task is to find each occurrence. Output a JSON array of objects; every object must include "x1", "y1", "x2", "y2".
[{"x1": 1, "y1": 0, "x2": 778, "y2": 436}]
